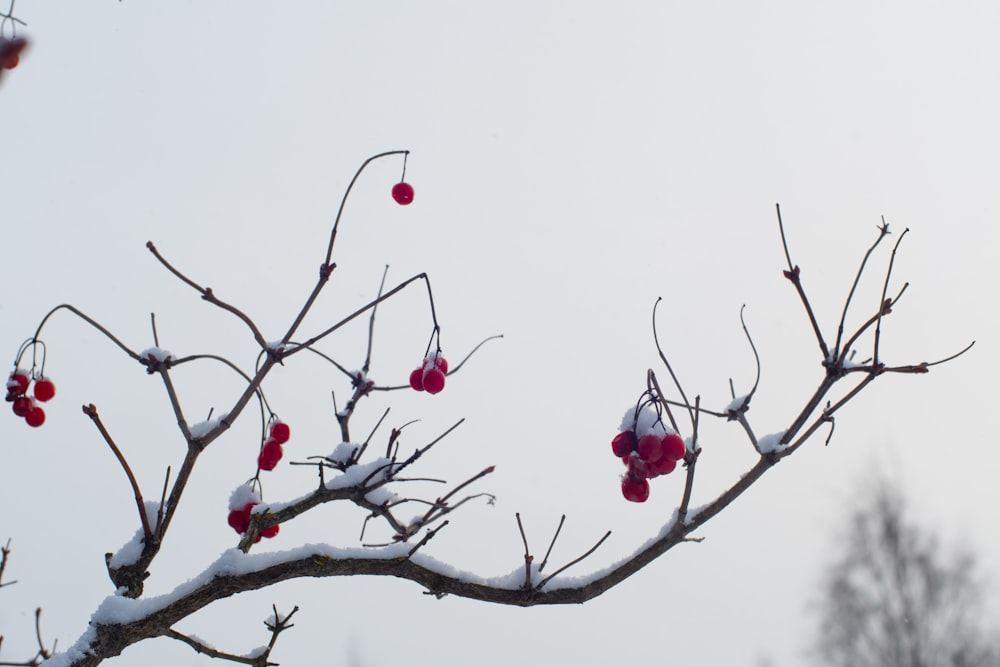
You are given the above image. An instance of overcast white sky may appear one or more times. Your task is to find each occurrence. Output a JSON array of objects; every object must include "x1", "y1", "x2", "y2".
[{"x1": 2, "y1": 3, "x2": 999, "y2": 666}]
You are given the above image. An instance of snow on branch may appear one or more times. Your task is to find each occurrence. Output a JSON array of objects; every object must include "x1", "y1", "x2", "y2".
[{"x1": 3, "y1": 152, "x2": 971, "y2": 667}]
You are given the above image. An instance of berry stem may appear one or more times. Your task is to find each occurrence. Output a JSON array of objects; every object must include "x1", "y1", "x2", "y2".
[{"x1": 324, "y1": 150, "x2": 410, "y2": 266}]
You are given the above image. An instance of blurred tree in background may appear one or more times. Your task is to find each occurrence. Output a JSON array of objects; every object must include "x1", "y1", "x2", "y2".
[{"x1": 813, "y1": 476, "x2": 998, "y2": 667}]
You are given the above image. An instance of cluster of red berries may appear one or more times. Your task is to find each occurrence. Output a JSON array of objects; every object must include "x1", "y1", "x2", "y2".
[
  {"x1": 612, "y1": 408, "x2": 687, "y2": 503},
  {"x1": 0, "y1": 37, "x2": 26, "y2": 72},
  {"x1": 408, "y1": 352, "x2": 448, "y2": 394},
  {"x1": 226, "y1": 485, "x2": 278, "y2": 541},
  {"x1": 257, "y1": 420, "x2": 291, "y2": 471},
  {"x1": 392, "y1": 181, "x2": 414, "y2": 205},
  {"x1": 6, "y1": 369, "x2": 55, "y2": 428}
]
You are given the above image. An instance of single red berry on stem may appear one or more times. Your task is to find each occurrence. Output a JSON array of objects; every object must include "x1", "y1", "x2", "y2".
[
  {"x1": 25, "y1": 406, "x2": 45, "y2": 427},
  {"x1": 257, "y1": 440, "x2": 283, "y2": 471},
  {"x1": 661, "y1": 434, "x2": 686, "y2": 461},
  {"x1": 260, "y1": 524, "x2": 279, "y2": 538},
  {"x1": 409, "y1": 368, "x2": 425, "y2": 391},
  {"x1": 621, "y1": 475, "x2": 650, "y2": 503},
  {"x1": 611, "y1": 430, "x2": 636, "y2": 458},
  {"x1": 422, "y1": 367, "x2": 446, "y2": 394},
  {"x1": 392, "y1": 182, "x2": 415, "y2": 205},
  {"x1": 626, "y1": 455, "x2": 651, "y2": 480},
  {"x1": 12, "y1": 396, "x2": 32, "y2": 417},
  {"x1": 650, "y1": 456, "x2": 677, "y2": 476},
  {"x1": 636, "y1": 433, "x2": 663, "y2": 463},
  {"x1": 269, "y1": 421, "x2": 290, "y2": 444},
  {"x1": 33, "y1": 378, "x2": 56, "y2": 402},
  {"x1": 7, "y1": 371, "x2": 29, "y2": 395},
  {"x1": 430, "y1": 354, "x2": 448, "y2": 374},
  {"x1": 227, "y1": 502, "x2": 256, "y2": 534},
  {"x1": 227, "y1": 509, "x2": 250, "y2": 534},
  {"x1": 0, "y1": 38, "x2": 27, "y2": 70}
]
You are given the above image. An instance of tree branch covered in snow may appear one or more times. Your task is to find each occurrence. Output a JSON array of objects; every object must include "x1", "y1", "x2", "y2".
[{"x1": 3, "y1": 155, "x2": 971, "y2": 667}]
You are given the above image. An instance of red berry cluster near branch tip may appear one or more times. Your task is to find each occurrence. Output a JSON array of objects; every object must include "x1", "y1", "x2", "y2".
[
  {"x1": 6, "y1": 369, "x2": 55, "y2": 428},
  {"x1": 408, "y1": 352, "x2": 448, "y2": 394},
  {"x1": 257, "y1": 420, "x2": 290, "y2": 471},
  {"x1": 226, "y1": 485, "x2": 278, "y2": 542},
  {"x1": 612, "y1": 429, "x2": 687, "y2": 503},
  {"x1": 391, "y1": 181, "x2": 414, "y2": 205}
]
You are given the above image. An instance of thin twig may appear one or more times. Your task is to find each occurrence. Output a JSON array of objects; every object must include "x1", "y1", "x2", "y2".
[
  {"x1": 82, "y1": 405, "x2": 152, "y2": 541},
  {"x1": 920, "y1": 341, "x2": 976, "y2": 368},
  {"x1": 157, "y1": 367, "x2": 192, "y2": 444},
  {"x1": 515, "y1": 513, "x2": 533, "y2": 589},
  {"x1": 30, "y1": 305, "x2": 143, "y2": 363},
  {"x1": 406, "y1": 521, "x2": 449, "y2": 558},
  {"x1": 538, "y1": 515, "x2": 566, "y2": 573},
  {"x1": 651, "y1": 298, "x2": 695, "y2": 426},
  {"x1": 364, "y1": 266, "x2": 391, "y2": 374},
  {"x1": 150, "y1": 313, "x2": 160, "y2": 348},
  {"x1": 775, "y1": 203, "x2": 794, "y2": 273},
  {"x1": 353, "y1": 407, "x2": 391, "y2": 463},
  {"x1": 146, "y1": 242, "x2": 268, "y2": 350},
  {"x1": 416, "y1": 466, "x2": 496, "y2": 526},
  {"x1": 838, "y1": 283, "x2": 909, "y2": 363},
  {"x1": 285, "y1": 273, "x2": 430, "y2": 355},
  {"x1": 444, "y1": 334, "x2": 504, "y2": 374},
  {"x1": 776, "y1": 205, "x2": 831, "y2": 360},
  {"x1": 535, "y1": 531, "x2": 613, "y2": 591},
  {"x1": 156, "y1": 467, "x2": 171, "y2": 534},
  {"x1": 384, "y1": 419, "x2": 465, "y2": 480},
  {"x1": 33, "y1": 608, "x2": 51, "y2": 664},
  {"x1": 872, "y1": 227, "x2": 908, "y2": 364},
  {"x1": 738, "y1": 305, "x2": 761, "y2": 402},
  {"x1": 165, "y1": 629, "x2": 276, "y2": 666},
  {"x1": 0, "y1": 539, "x2": 15, "y2": 588},
  {"x1": 834, "y1": 218, "x2": 892, "y2": 357}
]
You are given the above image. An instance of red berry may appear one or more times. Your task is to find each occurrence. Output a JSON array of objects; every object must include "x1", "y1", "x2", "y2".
[
  {"x1": 636, "y1": 434, "x2": 663, "y2": 463},
  {"x1": 227, "y1": 509, "x2": 250, "y2": 534},
  {"x1": 260, "y1": 524, "x2": 279, "y2": 538},
  {"x1": 391, "y1": 182, "x2": 414, "y2": 205},
  {"x1": 0, "y1": 38, "x2": 26, "y2": 70},
  {"x1": 429, "y1": 354, "x2": 448, "y2": 374},
  {"x1": 650, "y1": 456, "x2": 677, "y2": 476},
  {"x1": 621, "y1": 475, "x2": 650, "y2": 503},
  {"x1": 257, "y1": 440, "x2": 283, "y2": 471},
  {"x1": 33, "y1": 378, "x2": 56, "y2": 402},
  {"x1": 422, "y1": 367, "x2": 446, "y2": 394},
  {"x1": 269, "y1": 421, "x2": 290, "y2": 444},
  {"x1": 7, "y1": 371, "x2": 29, "y2": 395},
  {"x1": 409, "y1": 367, "x2": 425, "y2": 391},
  {"x1": 625, "y1": 455, "x2": 651, "y2": 480},
  {"x1": 227, "y1": 502, "x2": 255, "y2": 534},
  {"x1": 12, "y1": 396, "x2": 32, "y2": 417},
  {"x1": 611, "y1": 430, "x2": 636, "y2": 457},
  {"x1": 661, "y1": 434, "x2": 686, "y2": 461},
  {"x1": 25, "y1": 406, "x2": 45, "y2": 427}
]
